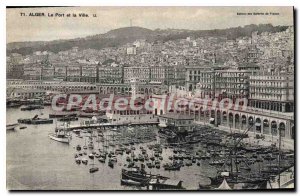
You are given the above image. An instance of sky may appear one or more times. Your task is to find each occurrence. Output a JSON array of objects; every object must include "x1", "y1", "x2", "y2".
[{"x1": 6, "y1": 6, "x2": 294, "y2": 43}]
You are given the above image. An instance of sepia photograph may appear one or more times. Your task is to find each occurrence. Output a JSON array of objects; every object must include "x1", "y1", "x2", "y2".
[{"x1": 6, "y1": 6, "x2": 295, "y2": 191}]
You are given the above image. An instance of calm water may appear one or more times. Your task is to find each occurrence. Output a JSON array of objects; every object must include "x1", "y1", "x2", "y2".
[{"x1": 6, "y1": 107, "x2": 214, "y2": 190}]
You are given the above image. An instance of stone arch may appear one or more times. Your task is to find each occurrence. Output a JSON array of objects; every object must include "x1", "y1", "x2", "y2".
[
  {"x1": 241, "y1": 115, "x2": 247, "y2": 130},
  {"x1": 210, "y1": 110, "x2": 215, "y2": 118},
  {"x1": 234, "y1": 114, "x2": 240, "y2": 129},
  {"x1": 229, "y1": 113, "x2": 233, "y2": 127},
  {"x1": 255, "y1": 118, "x2": 262, "y2": 133},
  {"x1": 210, "y1": 110, "x2": 215, "y2": 124},
  {"x1": 271, "y1": 121, "x2": 277, "y2": 136},
  {"x1": 222, "y1": 111, "x2": 227, "y2": 126},
  {"x1": 216, "y1": 110, "x2": 221, "y2": 125},
  {"x1": 263, "y1": 119, "x2": 270, "y2": 134},
  {"x1": 279, "y1": 122, "x2": 286, "y2": 137},
  {"x1": 199, "y1": 107, "x2": 204, "y2": 120},
  {"x1": 248, "y1": 116, "x2": 254, "y2": 131},
  {"x1": 205, "y1": 109, "x2": 210, "y2": 119}
]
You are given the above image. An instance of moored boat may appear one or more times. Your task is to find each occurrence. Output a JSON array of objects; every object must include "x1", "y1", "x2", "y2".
[
  {"x1": 48, "y1": 128, "x2": 71, "y2": 144},
  {"x1": 120, "y1": 179, "x2": 142, "y2": 186},
  {"x1": 6, "y1": 123, "x2": 19, "y2": 130},
  {"x1": 18, "y1": 115, "x2": 53, "y2": 125},
  {"x1": 20, "y1": 105, "x2": 44, "y2": 111}
]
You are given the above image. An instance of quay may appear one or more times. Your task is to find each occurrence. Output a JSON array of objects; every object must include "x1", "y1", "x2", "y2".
[
  {"x1": 267, "y1": 166, "x2": 294, "y2": 189},
  {"x1": 64, "y1": 122, "x2": 159, "y2": 130}
]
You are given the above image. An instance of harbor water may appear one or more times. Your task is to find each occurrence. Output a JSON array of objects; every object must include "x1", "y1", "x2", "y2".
[{"x1": 6, "y1": 107, "x2": 214, "y2": 190}]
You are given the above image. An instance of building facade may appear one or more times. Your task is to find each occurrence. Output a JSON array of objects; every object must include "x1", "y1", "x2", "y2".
[
  {"x1": 98, "y1": 65, "x2": 124, "y2": 84},
  {"x1": 124, "y1": 66, "x2": 150, "y2": 84},
  {"x1": 249, "y1": 72, "x2": 294, "y2": 112}
]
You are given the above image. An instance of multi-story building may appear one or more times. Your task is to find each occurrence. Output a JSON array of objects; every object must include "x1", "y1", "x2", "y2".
[
  {"x1": 149, "y1": 65, "x2": 175, "y2": 85},
  {"x1": 23, "y1": 64, "x2": 42, "y2": 80},
  {"x1": 66, "y1": 65, "x2": 82, "y2": 82},
  {"x1": 7, "y1": 63, "x2": 24, "y2": 79},
  {"x1": 124, "y1": 66, "x2": 150, "y2": 84},
  {"x1": 41, "y1": 67, "x2": 55, "y2": 80},
  {"x1": 174, "y1": 66, "x2": 186, "y2": 87},
  {"x1": 214, "y1": 69, "x2": 257, "y2": 100},
  {"x1": 196, "y1": 69, "x2": 215, "y2": 98},
  {"x1": 150, "y1": 66, "x2": 166, "y2": 84},
  {"x1": 54, "y1": 66, "x2": 67, "y2": 80},
  {"x1": 81, "y1": 65, "x2": 98, "y2": 83},
  {"x1": 185, "y1": 66, "x2": 211, "y2": 92},
  {"x1": 249, "y1": 72, "x2": 294, "y2": 112},
  {"x1": 98, "y1": 65, "x2": 124, "y2": 84}
]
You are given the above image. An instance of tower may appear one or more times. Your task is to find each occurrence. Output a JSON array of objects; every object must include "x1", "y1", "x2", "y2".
[{"x1": 130, "y1": 77, "x2": 138, "y2": 98}]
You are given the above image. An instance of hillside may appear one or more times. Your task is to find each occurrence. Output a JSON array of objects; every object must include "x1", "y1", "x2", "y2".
[{"x1": 7, "y1": 24, "x2": 289, "y2": 56}]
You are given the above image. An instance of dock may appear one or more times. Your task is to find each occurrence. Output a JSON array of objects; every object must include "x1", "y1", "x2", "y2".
[
  {"x1": 64, "y1": 122, "x2": 159, "y2": 130},
  {"x1": 267, "y1": 166, "x2": 294, "y2": 189}
]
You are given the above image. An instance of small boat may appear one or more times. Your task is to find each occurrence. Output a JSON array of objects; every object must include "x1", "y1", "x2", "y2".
[
  {"x1": 6, "y1": 123, "x2": 19, "y2": 131},
  {"x1": 7, "y1": 102, "x2": 22, "y2": 108},
  {"x1": 138, "y1": 154, "x2": 144, "y2": 162},
  {"x1": 82, "y1": 158, "x2": 88, "y2": 165},
  {"x1": 75, "y1": 157, "x2": 81, "y2": 164},
  {"x1": 111, "y1": 157, "x2": 117, "y2": 162},
  {"x1": 108, "y1": 159, "x2": 114, "y2": 168},
  {"x1": 76, "y1": 145, "x2": 81, "y2": 151},
  {"x1": 185, "y1": 161, "x2": 192, "y2": 166},
  {"x1": 88, "y1": 143, "x2": 94, "y2": 149},
  {"x1": 88, "y1": 154, "x2": 95, "y2": 159},
  {"x1": 126, "y1": 156, "x2": 131, "y2": 162},
  {"x1": 20, "y1": 105, "x2": 44, "y2": 111},
  {"x1": 48, "y1": 128, "x2": 71, "y2": 144},
  {"x1": 163, "y1": 162, "x2": 181, "y2": 171},
  {"x1": 99, "y1": 157, "x2": 106, "y2": 163},
  {"x1": 90, "y1": 167, "x2": 99, "y2": 173},
  {"x1": 49, "y1": 113, "x2": 77, "y2": 118},
  {"x1": 120, "y1": 179, "x2": 142, "y2": 186},
  {"x1": 57, "y1": 116, "x2": 78, "y2": 122}
]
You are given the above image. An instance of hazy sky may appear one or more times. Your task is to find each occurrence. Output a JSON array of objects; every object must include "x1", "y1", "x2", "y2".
[{"x1": 6, "y1": 6, "x2": 293, "y2": 43}]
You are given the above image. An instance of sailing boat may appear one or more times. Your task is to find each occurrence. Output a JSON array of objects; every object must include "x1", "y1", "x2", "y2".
[
  {"x1": 216, "y1": 178, "x2": 232, "y2": 190},
  {"x1": 209, "y1": 125, "x2": 269, "y2": 186},
  {"x1": 49, "y1": 122, "x2": 71, "y2": 144}
]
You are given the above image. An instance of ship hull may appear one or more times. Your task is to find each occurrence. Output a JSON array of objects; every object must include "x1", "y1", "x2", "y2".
[
  {"x1": 48, "y1": 134, "x2": 70, "y2": 144},
  {"x1": 6, "y1": 123, "x2": 19, "y2": 130}
]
